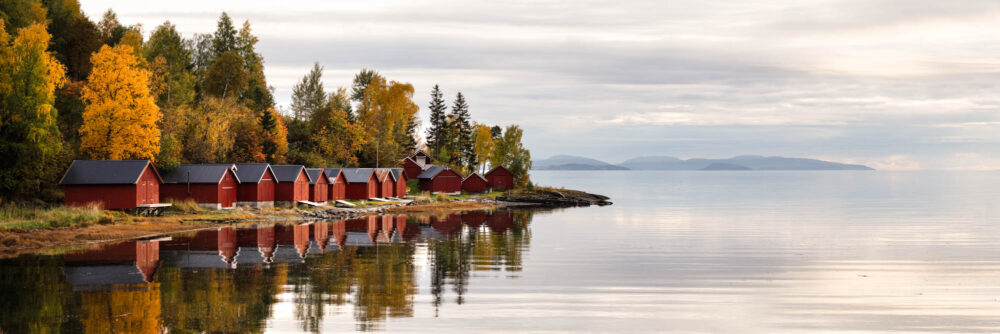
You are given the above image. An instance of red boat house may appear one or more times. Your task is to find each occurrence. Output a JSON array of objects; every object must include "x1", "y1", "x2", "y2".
[
  {"x1": 160, "y1": 164, "x2": 241, "y2": 209},
  {"x1": 462, "y1": 173, "x2": 489, "y2": 193},
  {"x1": 485, "y1": 166, "x2": 514, "y2": 190},
  {"x1": 417, "y1": 166, "x2": 463, "y2": 194},
  {"x1": 271, "y1": 165, "x2": 311, "y2": 206},
  {"x1": 60, "y1": 160, "x2": 164, "y2": 210},
  {"x1": 234, "y1": 163, "x2": 276, "y2": 208}
]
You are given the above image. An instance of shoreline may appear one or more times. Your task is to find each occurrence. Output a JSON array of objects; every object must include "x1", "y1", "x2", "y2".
[{"x1": 0, "y1": 187, "x2": 610, "y2": 258}]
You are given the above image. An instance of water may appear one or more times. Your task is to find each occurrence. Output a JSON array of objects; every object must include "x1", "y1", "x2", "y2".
[{"x1": 2, "y1": 170, "x2": 1000, "y2": 333}]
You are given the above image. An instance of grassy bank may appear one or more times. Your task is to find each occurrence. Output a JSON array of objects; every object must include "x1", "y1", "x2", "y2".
[
  {"x1": 0, "y1": 203, "x2": 120, "y2": 231},
  {"x1": 0, "y1": 189, "x2": 519, "y2": 254}
]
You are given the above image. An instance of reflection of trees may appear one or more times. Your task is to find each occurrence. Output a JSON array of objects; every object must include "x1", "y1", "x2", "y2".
[
  {"x1": 0, "y1": 255, "x2": 75, "y2": 333},
  {"x1": 80, "y1": 285, "x2": 162, "y2": 333},
  {"x1": 0, "y1": 210, "x2": 536, "y2": 332},
  {"x1": 158, "y1": 265, "x2": 283, "y2": 333},
  {"x1": 289, "y1": 240, "x2": 417, "y2": 332},
  {"x1": 428, "y1": 210, "x2": 533, "y2": 313}
]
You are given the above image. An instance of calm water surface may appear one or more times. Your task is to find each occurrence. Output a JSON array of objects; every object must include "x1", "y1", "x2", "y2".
[{"x1": 3, "y1": 171, "x2": 1000, "y2": 333}]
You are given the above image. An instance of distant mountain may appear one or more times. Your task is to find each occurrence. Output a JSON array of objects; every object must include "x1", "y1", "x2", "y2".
[
  {"x1": 533, "y1": 155, "x2": 629, "y2": 170},
  {"x1": 700, "y1": 162, "x2": 752, "y2": 171},
  {"x1": 620, "y1": 155, "x2": 873, "y2": 170},
  {"x1": 537, "y1": 163, "x2": 629, "y2": 171},
  {"x1": 533, "y1": 154, "x2": 873, "y2": 171}
]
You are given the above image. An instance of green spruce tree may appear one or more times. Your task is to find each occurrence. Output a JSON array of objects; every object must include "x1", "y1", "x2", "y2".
[
  {"x1": 212, "y1": 12, "x2": 237, "y2": 56},
  {"x1": 426, "y1": 84, "x2": 448, "y2": 156},
  {"x1": 450, "y1": 92, "x2": 474, "y2": 170}
]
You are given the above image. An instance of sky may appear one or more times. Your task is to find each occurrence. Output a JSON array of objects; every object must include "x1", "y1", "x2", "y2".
[{"x1": 78, "y1": 0, "x2": 1000, "y2": 170}]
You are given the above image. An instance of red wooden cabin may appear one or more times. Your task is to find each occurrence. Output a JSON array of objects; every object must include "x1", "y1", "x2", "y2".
[
  {"x1": 343, "y1": 168, "x2": 378, "y2": 199},
  {"x1": 326, "y1": 168, "x2": 347, "y2": 201},
  {"x1": 462, "y1": 173, "x2": 489, "y2": 193},
  {"x1": 390, "y1": 168, "x2": 407, "y2": 197},
  {"x1": 60, "y1": 160, "x2": 163, "y2": 210},
  {"x1": 160, "y1": 164, "x2": 241, "y2": 209},
  {"x1": 486, "y1": 166, "x2": 514, "y2": 190},
  {"x1": 305, "y1": 168, "x2": 329, "y2": 203},
  {"x1": 401, "y1": 157, "x2": 424, "y2": 179},
  {"x1": 410, "y1": 150, "x2": 431, "y2": 166},
  {"x1": 417, "y1": 166, "x2": 463, "y2": 193},
  {"x1": 234, "y1": 163, "x2": 276, "y2": 208},
  {"x1": 325, "y1": 168, "x2": 347, "y2": 201},
  {"x1": 271, "y1": 165, "x2": 311, "y2": 205},
  {"x1": 375, "y1": 168, "x2": 394, "y2": 198}
]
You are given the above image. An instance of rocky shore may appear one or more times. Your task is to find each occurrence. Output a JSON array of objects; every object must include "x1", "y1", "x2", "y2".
[{"x1": 301, "y1": 187, "x2": 612, "y2": 220}]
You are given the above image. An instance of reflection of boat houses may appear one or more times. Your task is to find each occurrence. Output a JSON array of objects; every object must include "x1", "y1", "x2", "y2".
[
  {"x1": 62, "y1": 240, "x2": 161, "y2": 289},
  {"x1": 330, "y1": 220, "x2": 347, "y2": 250},
  {"x1": 394, "y1": 215, "x2": 420, "y2": 242},
  {"x1": 256, "y1": 225, "x2": 277, "y2": 263},
  {"x1": 432, "y1": 213, "x2": 464, "y2": 235},
  {"x1": 158, "y1": 227, "x2": 239, "y2": 269},
  {"x1": 461, "y1": 211, "x2": 488, "y2": 228},
  {"x1": 234, "y1": 163, "x2": 276, "y2": 208},
  {"x1": 312, "y1": 222, "x2": 330, "y2": 253},
  {"x1": 268, "y1": 224, "x2": 310, "y2": 262},
  {"x1": 486, "y1": 211, "x2": 515, "y2": 233},
  {"x1": 341, "y1": 216, "x2": 379, "y2": 246},
  {"x1": 160, "y1": 164, "x2": 241, "y2": 209}
]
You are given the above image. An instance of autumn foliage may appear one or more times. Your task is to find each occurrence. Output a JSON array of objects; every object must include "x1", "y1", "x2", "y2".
[{"x1": 79, "y1": 44, "x2": 160, "y2": 160}]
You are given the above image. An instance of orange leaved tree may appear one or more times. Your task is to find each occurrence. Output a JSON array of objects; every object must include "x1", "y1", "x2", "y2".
[{"x1": 80, "y1": 44, "x2": 161, "y2": 160}]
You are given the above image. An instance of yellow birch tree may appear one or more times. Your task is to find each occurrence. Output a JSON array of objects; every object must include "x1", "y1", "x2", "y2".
[{"x1": 80, "y1": 44, "x2": 161, "y2": 160}]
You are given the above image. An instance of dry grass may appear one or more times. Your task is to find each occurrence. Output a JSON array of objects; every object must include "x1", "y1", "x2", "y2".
[
  {"x1": 165, "y1": 199, "x2": 206, "y2": 213},
  {"x1": 0, "y1": 203, "x2": 116, "y2": 231}
]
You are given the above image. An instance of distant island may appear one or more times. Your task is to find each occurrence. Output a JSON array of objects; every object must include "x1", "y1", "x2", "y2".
[{"x1": 533, "y1": 155, "x2": 874, "y2": 171}]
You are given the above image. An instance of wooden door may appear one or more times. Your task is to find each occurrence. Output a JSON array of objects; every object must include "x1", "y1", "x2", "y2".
[{"x1": 260, "y1": 178, "x2": 274, "y2": 201}]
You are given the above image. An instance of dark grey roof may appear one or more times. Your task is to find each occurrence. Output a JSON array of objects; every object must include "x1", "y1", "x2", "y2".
[
  {"x1": 305, "y1": 168, "x2": 326, "y2": 184},
  {"x1": 234, "y1": 163, "x2": 273, "y2": 183},
  {"x1": 162, "y1": 164, "x2": 239, "y2": 184},
  {"x1": 324, "y1": 168, "x2": 343, "y2": 182},
  {"x1": 342, "y1": 168, "x2": 374, "y2": 183},
  {"x1": 389, "y1": 168, "x2": 404, "y2": 181},
  {"x1": 59, "y1": 160, "x2": 158, "y2": 185},
  {"x1": 270, "y1": 165, "x2": 310, "y2": 183},
  {"x1": 417, "y1": 165, "x2": 452, "y2": 179},
  {"x1": 464, "y1": 173, "x2": 487, "y2": 182}
]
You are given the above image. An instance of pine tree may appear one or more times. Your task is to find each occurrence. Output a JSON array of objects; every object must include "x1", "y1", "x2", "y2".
[
  {"x1": 212, "y1": 12, "x2": 237, "y2": 56},
  {"x1": 426, "y1": 84, "x2": 447, "y2": 156},
  {"x1": 236, "y1": 20, "x2": 273, "y2": 111},
  {"x1": 350, "y1": 69, "x2": 379, "y2": 102},
  {"x1": 449, "y1": 92, "x2": 475, "y2": 170},
  {"x1": 290, "y1": 62, "x2": 326, "y2": 121}
]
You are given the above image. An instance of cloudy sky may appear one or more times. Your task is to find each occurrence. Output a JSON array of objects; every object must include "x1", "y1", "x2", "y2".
[{"x1": 79, "y1": 0, "x2": 1000, "y2": 170}]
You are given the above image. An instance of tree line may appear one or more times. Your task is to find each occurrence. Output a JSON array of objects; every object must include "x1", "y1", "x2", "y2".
[{"x1": 0, "y1": 0, "x2": 531, "y2": 203}]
